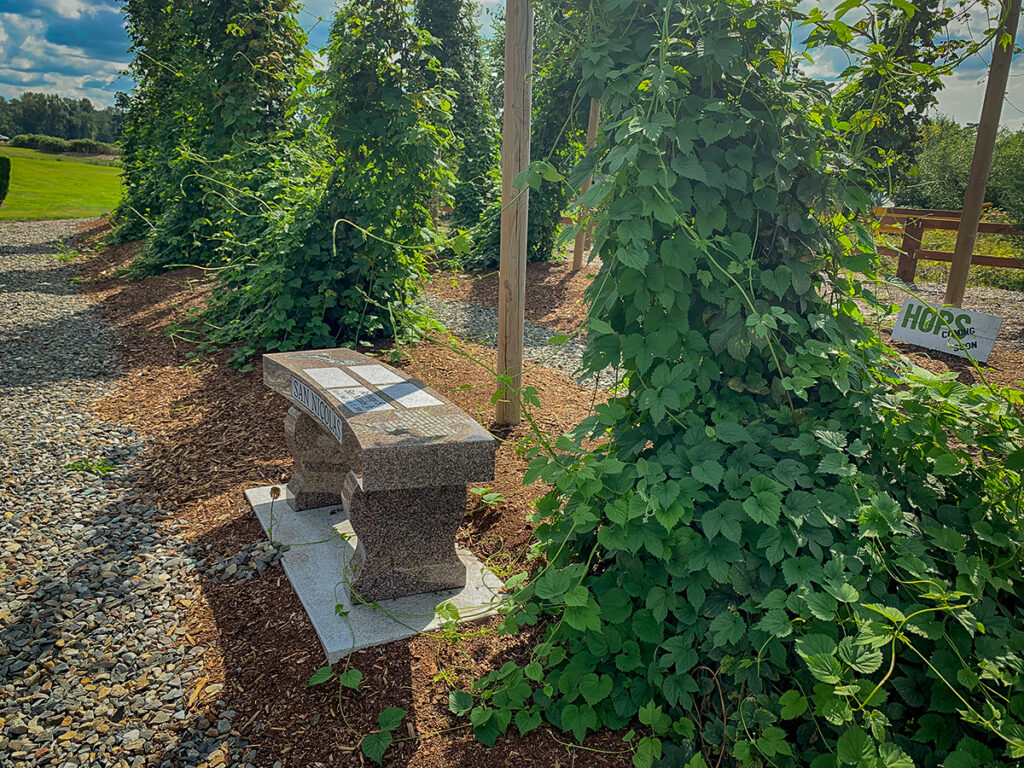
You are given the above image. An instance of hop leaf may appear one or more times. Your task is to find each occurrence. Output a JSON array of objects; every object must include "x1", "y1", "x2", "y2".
[
  {"x1": 307, "y1": 666, "x2": 333, "y2": 686},
  {"x1": 360, "y1": 730, "x2": 393, "y2": 764}
]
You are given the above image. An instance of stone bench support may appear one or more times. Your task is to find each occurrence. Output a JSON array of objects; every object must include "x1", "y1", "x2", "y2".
[{"x1": 263, "y1": 349, "x2": 496, "y2": 602}]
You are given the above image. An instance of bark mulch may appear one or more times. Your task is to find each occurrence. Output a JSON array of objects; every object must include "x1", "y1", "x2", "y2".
[
  {"x1": 73, "y1": 229, "x2": 625, "y2": 768},
  {"x1": 70, "y1": 225, "x2": 1024, "y2": 768},
  {"x1": 424, "y1": 259, "x2": 600, "y2": 336}
]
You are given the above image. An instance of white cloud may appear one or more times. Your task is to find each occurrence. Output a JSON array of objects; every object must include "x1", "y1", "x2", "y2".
[
  {"x1": 0, "y1": 12, "x2": 126, "y2": 104},
  {"x1": 931, "y1": 68, "x2": 1024, "y2": 130},
  {"x1": 35, "y1": 0, "x2": 118, "y2": 20},
  {"x1": 796, "y1": 0, "x2": 1022, "y2": 129}
]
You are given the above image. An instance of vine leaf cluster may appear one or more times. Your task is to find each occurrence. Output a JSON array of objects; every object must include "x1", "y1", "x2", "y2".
[{"x1": 454, "y1": 2, "x2": 1024, "y2": 767}]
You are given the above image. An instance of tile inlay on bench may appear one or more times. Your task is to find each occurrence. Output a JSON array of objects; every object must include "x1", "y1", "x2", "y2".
[{"x1": 246, "y1": 348, "x2": 502, "y2": 659}]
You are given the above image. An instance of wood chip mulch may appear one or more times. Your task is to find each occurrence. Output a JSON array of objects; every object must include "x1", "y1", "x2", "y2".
[
  {"x1": 68, "y1": 223, "x2": 1023, "y2": 768},
  {"x1": 72, "y1": 225, "x2": 627, "y2": 768}
]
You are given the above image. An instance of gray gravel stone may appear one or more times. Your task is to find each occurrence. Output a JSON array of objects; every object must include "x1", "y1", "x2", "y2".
[
  {"x1": 0, "y1": 220, "x2": 261, "y2": 767},
  {"x1": 420, "y1": 293, "x2": 589, "y2": 375}
]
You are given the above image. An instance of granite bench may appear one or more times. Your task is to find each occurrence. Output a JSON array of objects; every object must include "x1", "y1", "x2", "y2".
[{"x1": 262, "y1": 348, "x2": 496, "y2": 603}]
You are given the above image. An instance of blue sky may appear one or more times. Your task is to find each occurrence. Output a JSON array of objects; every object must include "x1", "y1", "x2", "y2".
[{"x1": 0, "y1": 0, "x2": 1019, "y2": 128}]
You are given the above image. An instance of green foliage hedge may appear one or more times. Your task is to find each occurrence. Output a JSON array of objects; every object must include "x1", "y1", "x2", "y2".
[
  {"x1": 7, "y1": 134, "x2": 117, "y2": 154},
  {"x1": 67, "y1": 138, "x2": 118, "y2": 154},
  {"x1": 0, "y1": 155, "x2": 10, "y2": 205},
  {"x1": 197, "y1": 0, "x2": 453, "y2": 363},
  {"x1": 899, "y1": 118, "x2": 1024, "y2": 228},
  {"x1": 10, "y1": 134, "x2": 71, "y2": 153},
  {"x1": 464, "y1": 1, "x2": 1024, "y2": 766}
]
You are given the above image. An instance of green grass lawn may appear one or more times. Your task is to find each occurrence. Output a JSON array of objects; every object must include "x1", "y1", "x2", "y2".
[{"x1": 0, "y1": 146, "x2": 122, "y2": 220}]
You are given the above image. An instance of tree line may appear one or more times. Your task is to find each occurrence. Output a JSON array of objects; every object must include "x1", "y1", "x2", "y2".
[
  {"x1": 899, "y1": 116, "x2": 1024, "y2": 225},
  {"x1": 0, "y1": 92, "x2": 122, "y2": 143}
]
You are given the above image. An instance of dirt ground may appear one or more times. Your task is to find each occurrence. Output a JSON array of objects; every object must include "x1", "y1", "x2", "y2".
[{"x1": 71, "y1": 223, "x2": 625, "y2": 767}]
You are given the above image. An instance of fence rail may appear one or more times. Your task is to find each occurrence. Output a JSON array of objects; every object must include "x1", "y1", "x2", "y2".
[{"x1": 873, "y1": 205, "x2": 1023, "y2": 282}]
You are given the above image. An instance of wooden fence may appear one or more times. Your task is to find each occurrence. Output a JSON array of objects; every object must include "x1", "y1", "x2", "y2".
[{"x1": 874, "y1": 206, "x2": 1024, "y2": 283}]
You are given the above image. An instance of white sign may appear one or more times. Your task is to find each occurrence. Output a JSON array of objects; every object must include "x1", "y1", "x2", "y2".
[
  {"x1": 381, "y1": 382, "x2": 444, "y2": 409},
  {"x1": 303, "y1": 366, "x2": 359, "y2": 388},
  {"x1": 328, "y1": 386, "x2": 394, "y2": 414},
  {"x1": 349, "y1": 364, "x2": 405, "y2": 386},
  {"x1": 891, "y1": 298, "x2": 1002, "y2": 363},
  {"x1": 290, "y1": 377, "x2": 345, "y2": 445}
]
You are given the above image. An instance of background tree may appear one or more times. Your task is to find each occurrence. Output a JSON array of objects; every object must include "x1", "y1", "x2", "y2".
[
  {"x1": 830, "y1": 0, "x2": 961, "y2": 191},
  {"x1": 0, "y1": 92, "x2": 122, "y2": 141},
  {"x1": 898, "y1": 116, "x2": 1024, "y2": 227},
  {"x1": 414, "y1": 0, "x2": 500, "y2": 230}
]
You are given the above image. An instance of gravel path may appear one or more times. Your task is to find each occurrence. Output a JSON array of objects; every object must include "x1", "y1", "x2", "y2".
[
  {"x1": 0, "y1": 220, "x2": 254, "y2": 768},
  {"x1": 420, "y1": 293, "x2": 621, "y2": 387}
]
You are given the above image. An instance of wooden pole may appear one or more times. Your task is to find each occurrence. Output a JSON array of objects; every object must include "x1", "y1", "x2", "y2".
[
  {"x1": 944, "y1": 0, "x2": 1021, "y2": 307},
  {"x1": 496, "y1": 0, "x2": 533, "y2": 425},
  {"x1": 572, "y1": 98, "x2": 601, "y2": 270},
  {"x1": 895, "y1": 217, "x2": 924, "y2": 284}
]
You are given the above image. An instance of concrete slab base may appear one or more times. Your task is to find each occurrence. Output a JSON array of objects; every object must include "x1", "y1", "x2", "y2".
[{"x1": 245, "y1": 485, "x2": 504, "y2": 663}]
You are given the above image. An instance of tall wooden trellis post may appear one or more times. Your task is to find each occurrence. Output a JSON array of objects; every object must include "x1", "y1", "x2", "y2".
[
  {"x1": 572, "y1": 98, "x2": 601, "y2": 271},
  {"x1": 496, "y1": 0, "x2": 534, "y2": 426},
  {"x1": 944, "y1": 0, "x2": 1021, "y2": 307}
]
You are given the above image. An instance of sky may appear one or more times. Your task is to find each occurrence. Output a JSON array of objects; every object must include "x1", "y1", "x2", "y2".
[{"x1": 0, "y1": 0, "x2": 1020, "y2": 128}]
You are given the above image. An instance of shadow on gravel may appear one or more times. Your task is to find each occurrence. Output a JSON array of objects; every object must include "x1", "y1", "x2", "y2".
[
  {"x1": 0, "y1": 264, "x2": 85, "y2": 295},
  {"x1": 462, "y1": 259, "x2": 592, "y2": 333},
  {"x1": 0, "y1": 219, "x2": 109, "y2": 257},
  {"x1": 0, "y1": 416, "x2": 211, "y2": 766},
  {"x1": 0, "y1": 309, "x2": 121, "y2": 388}
]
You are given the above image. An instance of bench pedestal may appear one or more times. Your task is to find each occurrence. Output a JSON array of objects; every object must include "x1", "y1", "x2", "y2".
[
  {"x1": 284, "y1": 407, "x2": 349, "y2": 511},
  {"x1": 245, "y1": 485, "x2": 502, "y2": 662},
  {"x1": 284, "y1": 408, "x2": 470, "y2": 602},
  {"x1": 347, "y1": 482, "x2": 467, "y2": 601}
]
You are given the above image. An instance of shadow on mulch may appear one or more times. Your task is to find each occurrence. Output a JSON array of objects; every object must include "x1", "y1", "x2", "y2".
[{"x1": 70, "y1": 223, "x2": 626, "y2": 767}]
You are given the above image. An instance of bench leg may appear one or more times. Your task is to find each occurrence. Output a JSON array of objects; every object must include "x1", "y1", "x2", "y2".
[
  {"x1": 284, "y1": 406, "x2": 352, "y2": 511},
  {"x1": 345, "y1": 482, "x2": 467, "y2": 602}
]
